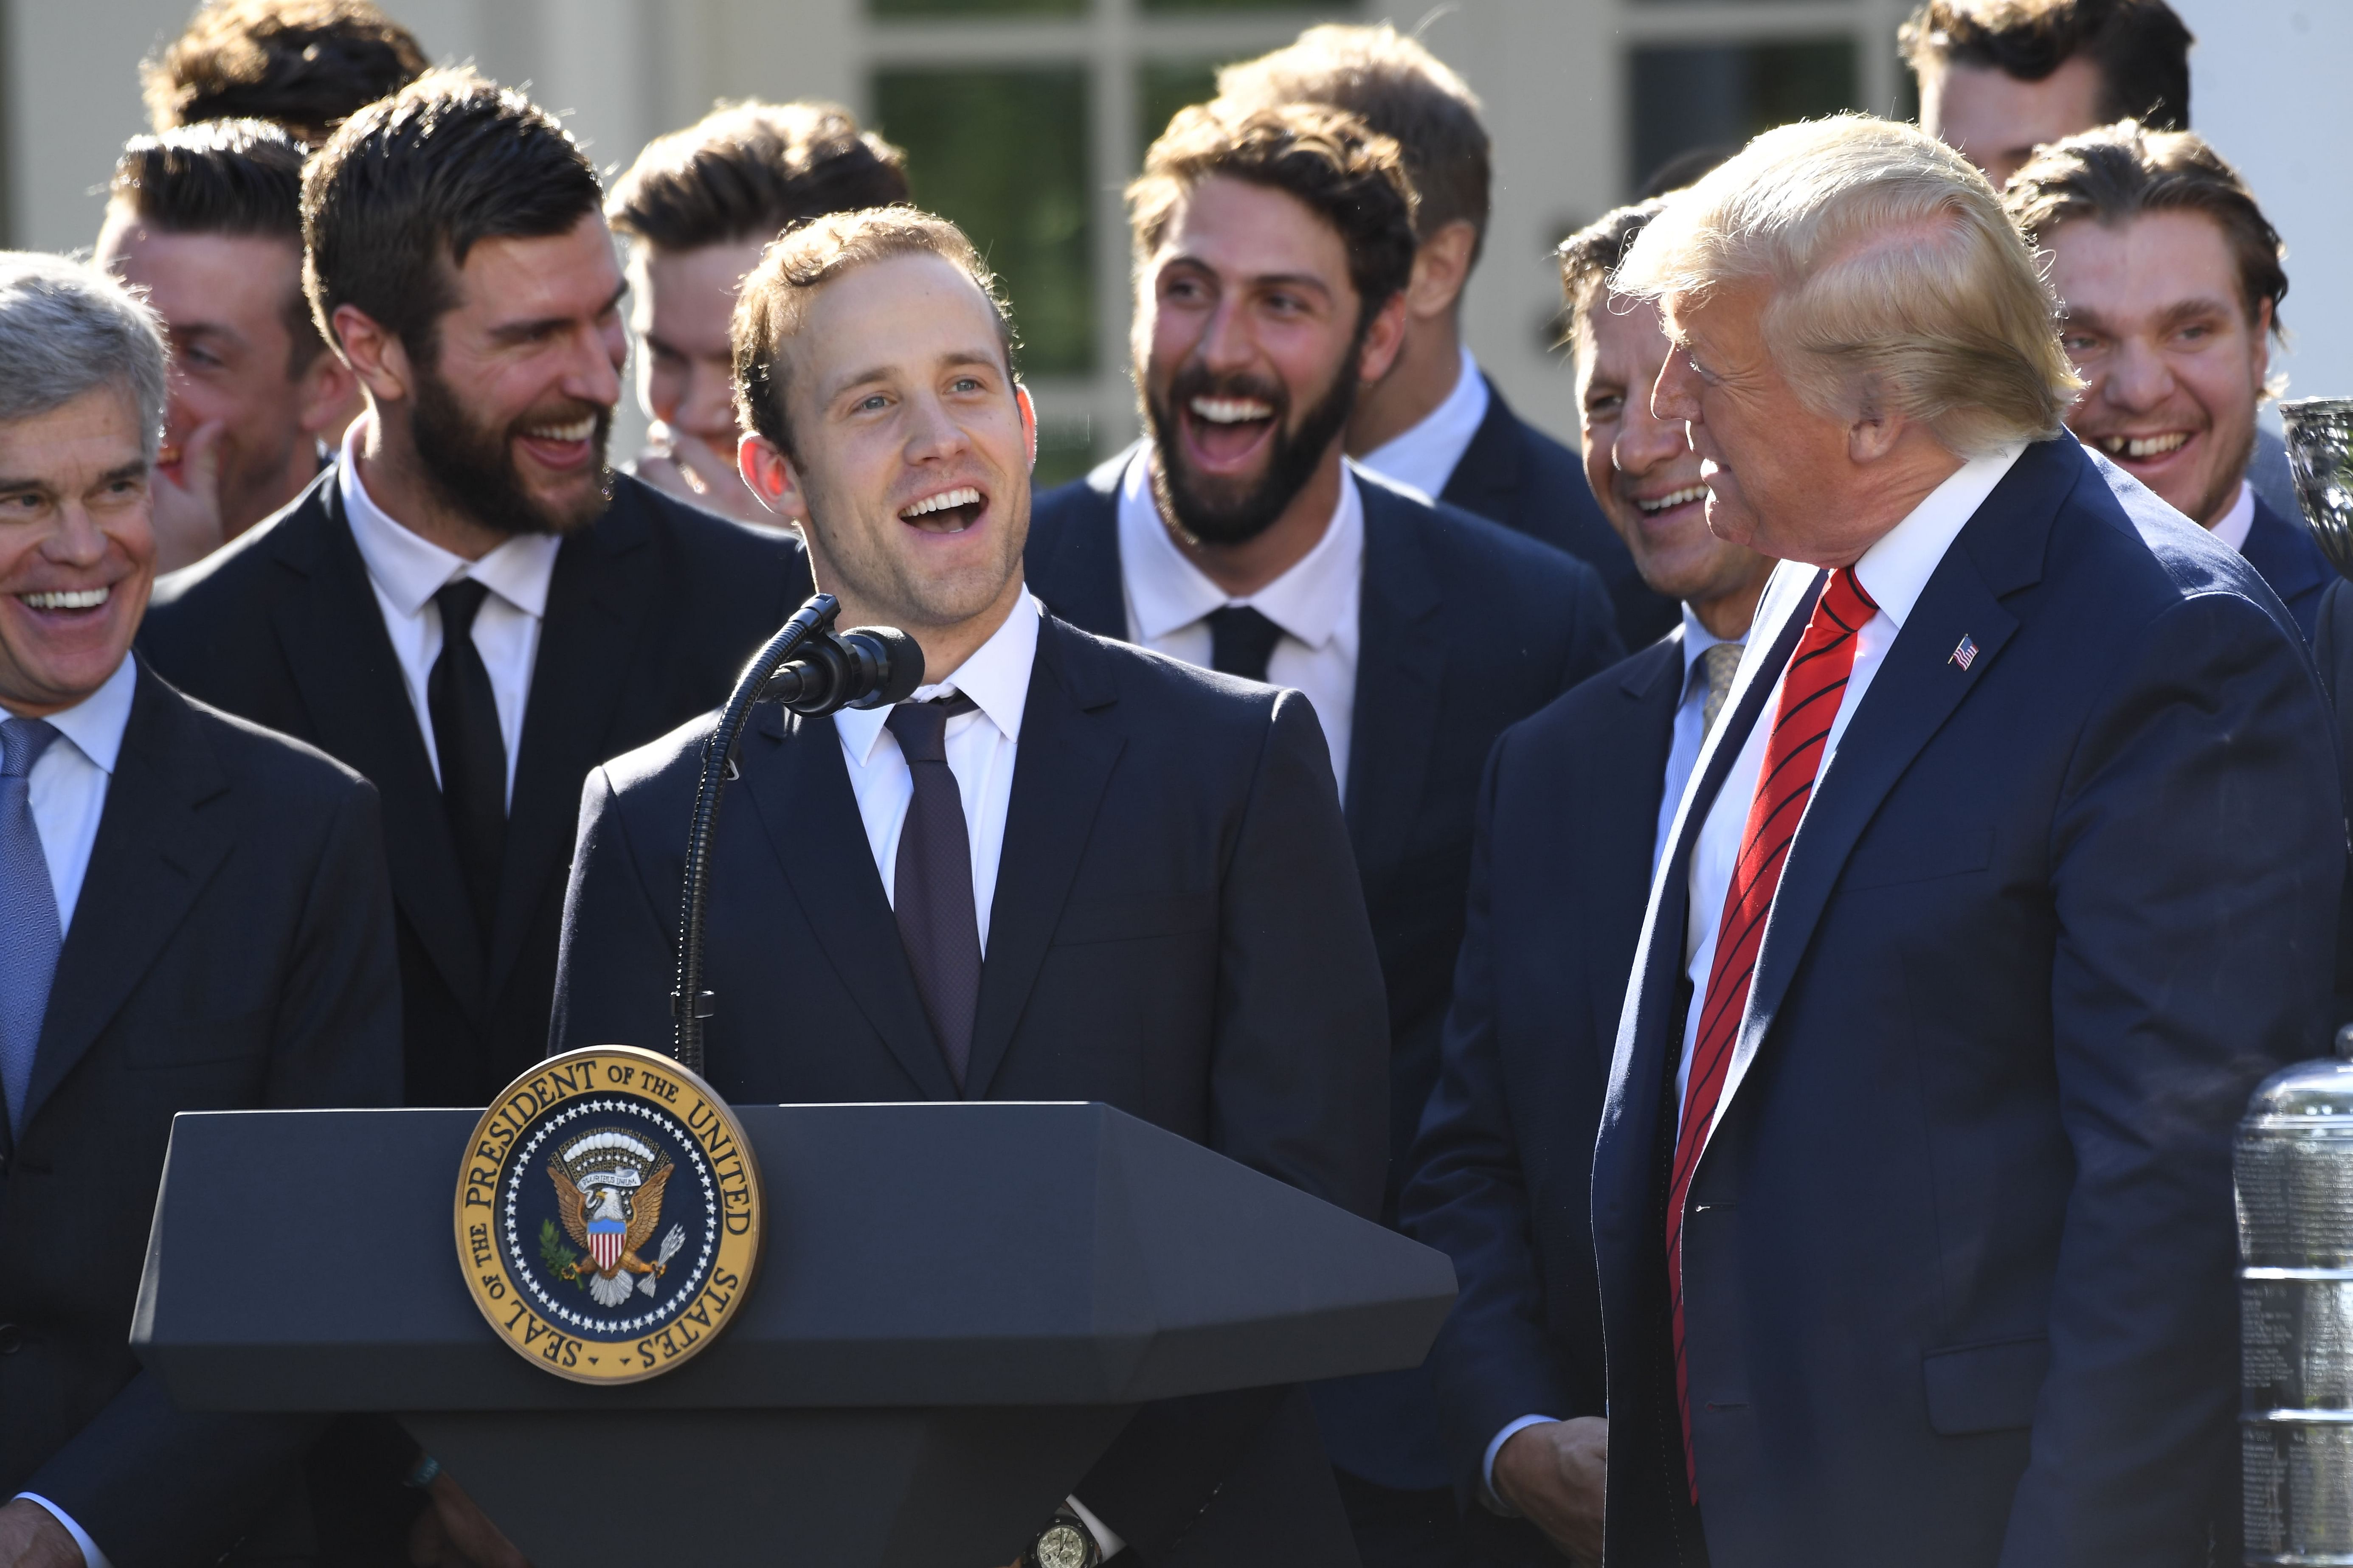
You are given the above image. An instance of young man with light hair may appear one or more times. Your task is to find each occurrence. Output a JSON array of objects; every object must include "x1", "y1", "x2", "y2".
[
  {"x1": 1217, "y1": 24, "x2": 1674, "y2": 651},
  {"x1": 607, "y1": 100, "x2": 909, "y2": 523},
  {"x1": 1590, "y1": 115, "x2": 2333, "y2": 1566},
  {"x1": 2002, "y1": 121, "x2": 2331, "y2": 638}
]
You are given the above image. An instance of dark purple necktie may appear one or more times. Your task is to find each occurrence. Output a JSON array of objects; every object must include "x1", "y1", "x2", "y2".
[{"x1": 885, "y1": 694, "x2": 981, "y2": 1089}]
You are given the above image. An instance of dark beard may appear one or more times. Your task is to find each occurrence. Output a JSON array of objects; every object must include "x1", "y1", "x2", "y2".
[
  {"x1": 1145, "y1": 337, "x2": 1363, "y2": 547},
  {"x1": 410, "y1": 362, "x2": 614, "y2": 538}
]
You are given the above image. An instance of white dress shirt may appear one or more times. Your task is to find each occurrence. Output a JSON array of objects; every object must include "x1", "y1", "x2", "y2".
[
  {"x1": 832, "y1": 593, "x2": 1039, "y2": 952},
  {"x1": 2212, "y1": 478, "x2": 2256, "y2": 554},
  {"x1": 338, "y1": 419, "x2": 562, "y2": 806},
  {"x1": 1356, "y1": 343, "x2": 1492, "y2": 503},
  {"x1": 1674, "y1": 443, "x2": 2026, "y2": 1128},
  {"x1": 832, "y1": 592, "x2": 1128, "y2": 1560},
  {"x1": 1115, "y1": 447, "x2": 1363, "y2": 798},
  {"x1": 11, "y1": 661, "x2": 137, "y2": 1568}
]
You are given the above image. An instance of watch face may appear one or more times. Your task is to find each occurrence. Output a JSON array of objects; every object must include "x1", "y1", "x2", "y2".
[{"x1": 1036, "y1": 1522, "x2": 1095, "y2": 1568}]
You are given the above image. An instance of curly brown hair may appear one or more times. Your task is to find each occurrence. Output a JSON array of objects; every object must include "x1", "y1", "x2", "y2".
[
  {"x1": 144, "y1": 0, "x2": 427, "y2": 146},
  {"x1": 608, "y1": 101, "x2": 910, "y2": 254}
]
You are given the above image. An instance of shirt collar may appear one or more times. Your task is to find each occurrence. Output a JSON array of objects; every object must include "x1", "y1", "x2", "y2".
[
  {"x1": 338, "y1": 416, "x2": 563, "y2": 621},
  {"x1": 2211, "y1": 478, "x2": 2257, "y2": 554},
  {"x1": 1354, "y1": 343, "x2": 1492, "y2": 502},
  {"x1": 1115, "y1": 447, "x2": 1364, "y2": 649},
  {"x1": 1677, "y1": 603, "x2": 1743, "y2": 695},
  {"x1": 833, "y1": 591, "x2": 1042, "y2": 767},
  {"x1": 39, "y1": 653, "x2": 138, "y2": 776},
  {"x1": 1852, "y1": 441, "x2": 2027, "y2": 630}
]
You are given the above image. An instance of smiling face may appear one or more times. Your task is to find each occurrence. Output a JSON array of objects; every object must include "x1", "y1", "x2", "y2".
[
  {"x1": 1923, "y1": 54, "x2": 2106, "y2": 191},
  {"x1": 2046, "y1": 208, "x2": 2268, "y2": 528},
  {"x1": 0, "y1": 386, "x2": 155, "y2": 717},
  {"x1": 745, "y1": 250, "x2": 1033, "y2": 641},
  {"x1": 94, "y1": 209, "x2": 325, "y2": 531},
  {"x1": 1577, "y1": 293, "x2": 1773, "y2": 625},
  {"x1": 1135, "y1": 175, "x2": 1400, "y2": 545},
  {"x1": 632, "y1": 237, "x2": 768, "y2": 466},
  {"x1": 404, "y1": 211, "x2": 628, "y2": 537}
]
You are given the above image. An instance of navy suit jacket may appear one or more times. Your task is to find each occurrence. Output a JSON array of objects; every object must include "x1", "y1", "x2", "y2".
[
  {"x1": 1593, "y1": 437, "x2": 2339, "y2": 1568},
  {"x1": 2, "y1": 662, "x2": 401, "y2": 1568},
  {"x1": 141, "y1": 470, "x2": 810, "y2": 1107},
  {"x1": 2240, "y1": 491, "x2": 2332, "y2": 642},
  {"x1": 1439, "y1": 377, "x2": 1679, "y2": 652},
  {"x1": 552, "y1": 612, "x2": 1389, "y2": 1566},
  {"x1": 1399, "y1": 634, "x2": 1683, "y2": 1518},
  {"x1": 1025, "y1": 452, "x2": 1622, "y2": 1490}
]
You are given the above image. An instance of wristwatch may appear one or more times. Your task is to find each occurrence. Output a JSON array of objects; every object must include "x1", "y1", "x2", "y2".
[{"x1": 1024, "y1": 1506, "x2": 1102, "y2": 1568}]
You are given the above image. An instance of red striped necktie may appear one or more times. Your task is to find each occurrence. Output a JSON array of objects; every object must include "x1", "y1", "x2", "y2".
[{"x1": 1667, "y1": 565, "x2": 1877, "y2": 1500}]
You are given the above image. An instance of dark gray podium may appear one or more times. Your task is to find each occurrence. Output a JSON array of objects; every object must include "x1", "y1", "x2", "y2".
[{"x1": 132, "y1": 1101, "x2": 1455, "y2": 1566}]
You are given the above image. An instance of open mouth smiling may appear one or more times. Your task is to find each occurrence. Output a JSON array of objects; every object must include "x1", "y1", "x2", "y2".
[
  {"x1": 900, "y1": 485, "x2": 985, "y2": 533},
  {"x1": 18, "y1": 585, "x2": 111, "y2": 614},
  {"x1": 2099, "y1": 431, "x2": 2191, "y2": 461},
  {"x1": 1635, "y1": 485, "x2": 1708, "y2": 517}
]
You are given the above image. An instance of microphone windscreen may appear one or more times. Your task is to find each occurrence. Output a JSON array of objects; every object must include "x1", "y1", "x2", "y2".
[{"x1": 846, "y1": 626, "x2": 925, "y2": 705}]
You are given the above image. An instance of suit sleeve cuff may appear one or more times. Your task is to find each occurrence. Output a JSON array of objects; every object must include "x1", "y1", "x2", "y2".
[
  {"x1": 1066, "y1": 1495, "x2": 1126, "y2": 1560},
  {"x1": 1481, "y1": 1415, "x2": 1560, "y2": 1517},
  {"x1": 15, "y1": 1493, "x2": 109, "y2": 1568}
]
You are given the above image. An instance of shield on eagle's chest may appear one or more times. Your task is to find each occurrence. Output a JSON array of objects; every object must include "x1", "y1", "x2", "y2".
[{"x1": 588, "y1": 1206, "x2": 626, "y2": 1273}]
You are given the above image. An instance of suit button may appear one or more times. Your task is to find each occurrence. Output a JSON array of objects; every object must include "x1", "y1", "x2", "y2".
[{"x1": 0, "y1": 1324, "x2": 22, "y2": 1354}]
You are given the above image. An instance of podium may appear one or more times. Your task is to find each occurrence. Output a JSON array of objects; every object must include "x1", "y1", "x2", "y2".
[{"x1": 132, "y1": 1100, "x2": 1455, "y2": 1566}]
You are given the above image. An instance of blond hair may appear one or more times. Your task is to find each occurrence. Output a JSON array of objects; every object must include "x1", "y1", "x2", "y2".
[{"x1": 1614, "y1": 115, "x2": 2080, "y2": 458}]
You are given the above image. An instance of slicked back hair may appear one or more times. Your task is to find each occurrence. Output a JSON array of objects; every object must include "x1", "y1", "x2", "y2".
[
  {"x1": 1616, "y1": 115, "x2": 2081, "y2": 458},
  {"x1": 110, "y1": 119, "x2": 325, "y2": 372},
  {"x1": 302, "y1": 69, "x2": 605, "y2": 366},
  {"x1": 1129, "y1": 101, "x2": 1418, "y2": 333},
  {"x1": 609, "y1": 101, "x2": 910, "y2": 254},
  {"x1": 2005, "y1": 120, "x2": 2287, "y2": 342},
  {"x1": 1900, "y1": 0, "x2": 2193, "y2": 131},
  {"x1": 144, "y1": 0, "x2": 428, "y2": 146},
  {"x1": 1558, "y1": 199, "x2": 1669, "y2": 354},
  {"x1": 732, "y1": 206, "x2": 1017, "y2": 464},
  {"x1": 1216, "y1": 24, "x2": 1489, "y2": 260},
  {"x1": 0, "y1": 253, "x2": 170, "y2": 464}
]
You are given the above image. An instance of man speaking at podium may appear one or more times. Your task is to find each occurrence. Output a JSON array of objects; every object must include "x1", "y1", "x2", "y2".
[{"x1": 551, "y1": 207, "x2": 1388, "y2": 1567}]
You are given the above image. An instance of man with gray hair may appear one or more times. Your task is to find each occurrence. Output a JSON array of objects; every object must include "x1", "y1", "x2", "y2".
[
  {"x1": 0, "y1": 252, "x2": 399, "y2": 1568},
  {"x1": 1588, "y1": 116, "x2": 2336, "y2": 1565}
]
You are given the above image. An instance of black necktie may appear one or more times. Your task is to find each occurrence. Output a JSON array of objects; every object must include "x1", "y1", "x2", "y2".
[
  {"x1": 429, "y1": 579, "x2": 507, "y2": 943},
  {"x1": 1206, "y1": 605, "x2": 1285, "y2": 682},
  {"x1": 885, "y1": 694, "x2": 982, "y2": 1090}
]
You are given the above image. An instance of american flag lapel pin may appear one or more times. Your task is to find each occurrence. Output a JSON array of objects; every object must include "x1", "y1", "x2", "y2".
[{"x1": 1950, "y1": 633, "x2": 1978, "y2": 671}]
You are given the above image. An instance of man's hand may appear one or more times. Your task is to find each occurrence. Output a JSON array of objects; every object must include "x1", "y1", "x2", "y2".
[
  {"x1": 150, "y1": 420, "x2": 227, "y2": 575},
  {"x1": 0, "y1": 1499, "x2": 85, "y2": 1568},
  {"x1": 1493, "y1": 1416, "x2": 1607, "y2": 1564},
  {"x1": 407, "y1": 1470, "x2": 531, "y2": 1568}
]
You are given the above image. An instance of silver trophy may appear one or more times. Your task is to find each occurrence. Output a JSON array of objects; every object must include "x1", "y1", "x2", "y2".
[
  {"x1": 2280, "y1": 398, "x2": 2353, "y2": 582},
  {"x1": 2240, "y1": 1025, "x2": 2353, "y2": 1564}
]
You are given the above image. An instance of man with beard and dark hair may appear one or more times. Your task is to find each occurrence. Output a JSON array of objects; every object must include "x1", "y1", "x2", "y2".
[
  {"x1": 141, "y1": 70, "x2": 810, "y2": 1558},
  {"x1": 1025, "y1": 98, "x2": 1621, "y2": 1567}
]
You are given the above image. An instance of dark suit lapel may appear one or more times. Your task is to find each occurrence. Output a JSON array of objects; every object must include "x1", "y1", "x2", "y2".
[
  {"x1": 740, "y1": 705, "x2": 960, "y2": 1101},
  {"x1": 1586, "y1": 637, "x2": 1685, "y2": 1051},
  {"x1": 1344, "y1": 480, "x2": 1445, "y2": 876},
  {"x1": 964, "y1": 617, "x2": 1125, "y2": 1099},
  {"x1": 1437, "y1": 378, "x2": 1523, "y2": 517},
  {"x1": 488, "y1": 500, "x2": 654, "y2": 998},
  {"x1": 1709, "y1": 444, "x2": 2071, "y2": 1140},
  {"x1": 268, "y1": 482, "x2": 486, "y2": 1013},
  {"x1": 23, "y1": 664, "x2": 230, "y2": 1129},
  {"x1": 1024, "y1": 447, "x2": 1131, "y2": 639}
]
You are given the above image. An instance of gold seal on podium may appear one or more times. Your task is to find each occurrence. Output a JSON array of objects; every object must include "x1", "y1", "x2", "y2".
[{"x1": 454, "y1": 1044, "x2": 763, "y2": 1383}]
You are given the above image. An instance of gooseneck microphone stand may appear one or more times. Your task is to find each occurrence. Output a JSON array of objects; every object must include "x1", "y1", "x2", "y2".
[{"x1": 670, "y1": 592, "x2": 923, "y2": 1074}]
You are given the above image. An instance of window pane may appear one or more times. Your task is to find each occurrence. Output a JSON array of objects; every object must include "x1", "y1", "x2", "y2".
[
  {"x1": 1628, "y1": 39, "x2": 1858, "y2": 195},
  {"x1": 1033, "y1": 419, "x2": 1098, "y2": 488},
  {"x1": 1138, "y1": 60, "x2": 1222, "y2": 157},
  {"x1": 1142, "y1": 0, "x2": 1345, "y2": 12},
  {"x1": 871, "y1": 0, "x2": 1084, "y2": 17},
  {"x1": 873, "y1": 67, "x2": 1095, "y2": 376}
]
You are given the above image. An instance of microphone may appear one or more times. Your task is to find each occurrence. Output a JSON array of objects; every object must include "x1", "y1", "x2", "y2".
[{"x1": 759, "y1": 625, "x2": 925, "y2": 715}]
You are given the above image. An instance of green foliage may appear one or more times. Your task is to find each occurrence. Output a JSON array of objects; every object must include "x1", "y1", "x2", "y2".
[{"x1": 539, "y1": 1219, "x2": 584, "y2": 1287}]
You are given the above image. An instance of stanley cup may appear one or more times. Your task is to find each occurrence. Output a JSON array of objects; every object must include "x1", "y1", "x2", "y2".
[
  {"x1": 2280, "y1": 398, "x2": 2353, "y2": 583},
  {"x1": 2240, "y1": 1028, "x2": 2353, "y2": 1565}
]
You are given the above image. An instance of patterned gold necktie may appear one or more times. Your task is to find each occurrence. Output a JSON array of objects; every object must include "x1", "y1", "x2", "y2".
[{"x1": 1697, "y1": 640, "x2": 1744, "y2": 739}]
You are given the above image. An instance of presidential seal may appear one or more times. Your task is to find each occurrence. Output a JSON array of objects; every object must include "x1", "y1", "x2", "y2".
[{"x1": 455, "y1": 1044, "x2": 763, "y2": 1383}]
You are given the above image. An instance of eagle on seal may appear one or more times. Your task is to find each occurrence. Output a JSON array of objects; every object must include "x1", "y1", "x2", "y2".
[{"x1": 549, "y1": 1139, "x2": 680, "y2": 1308}]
